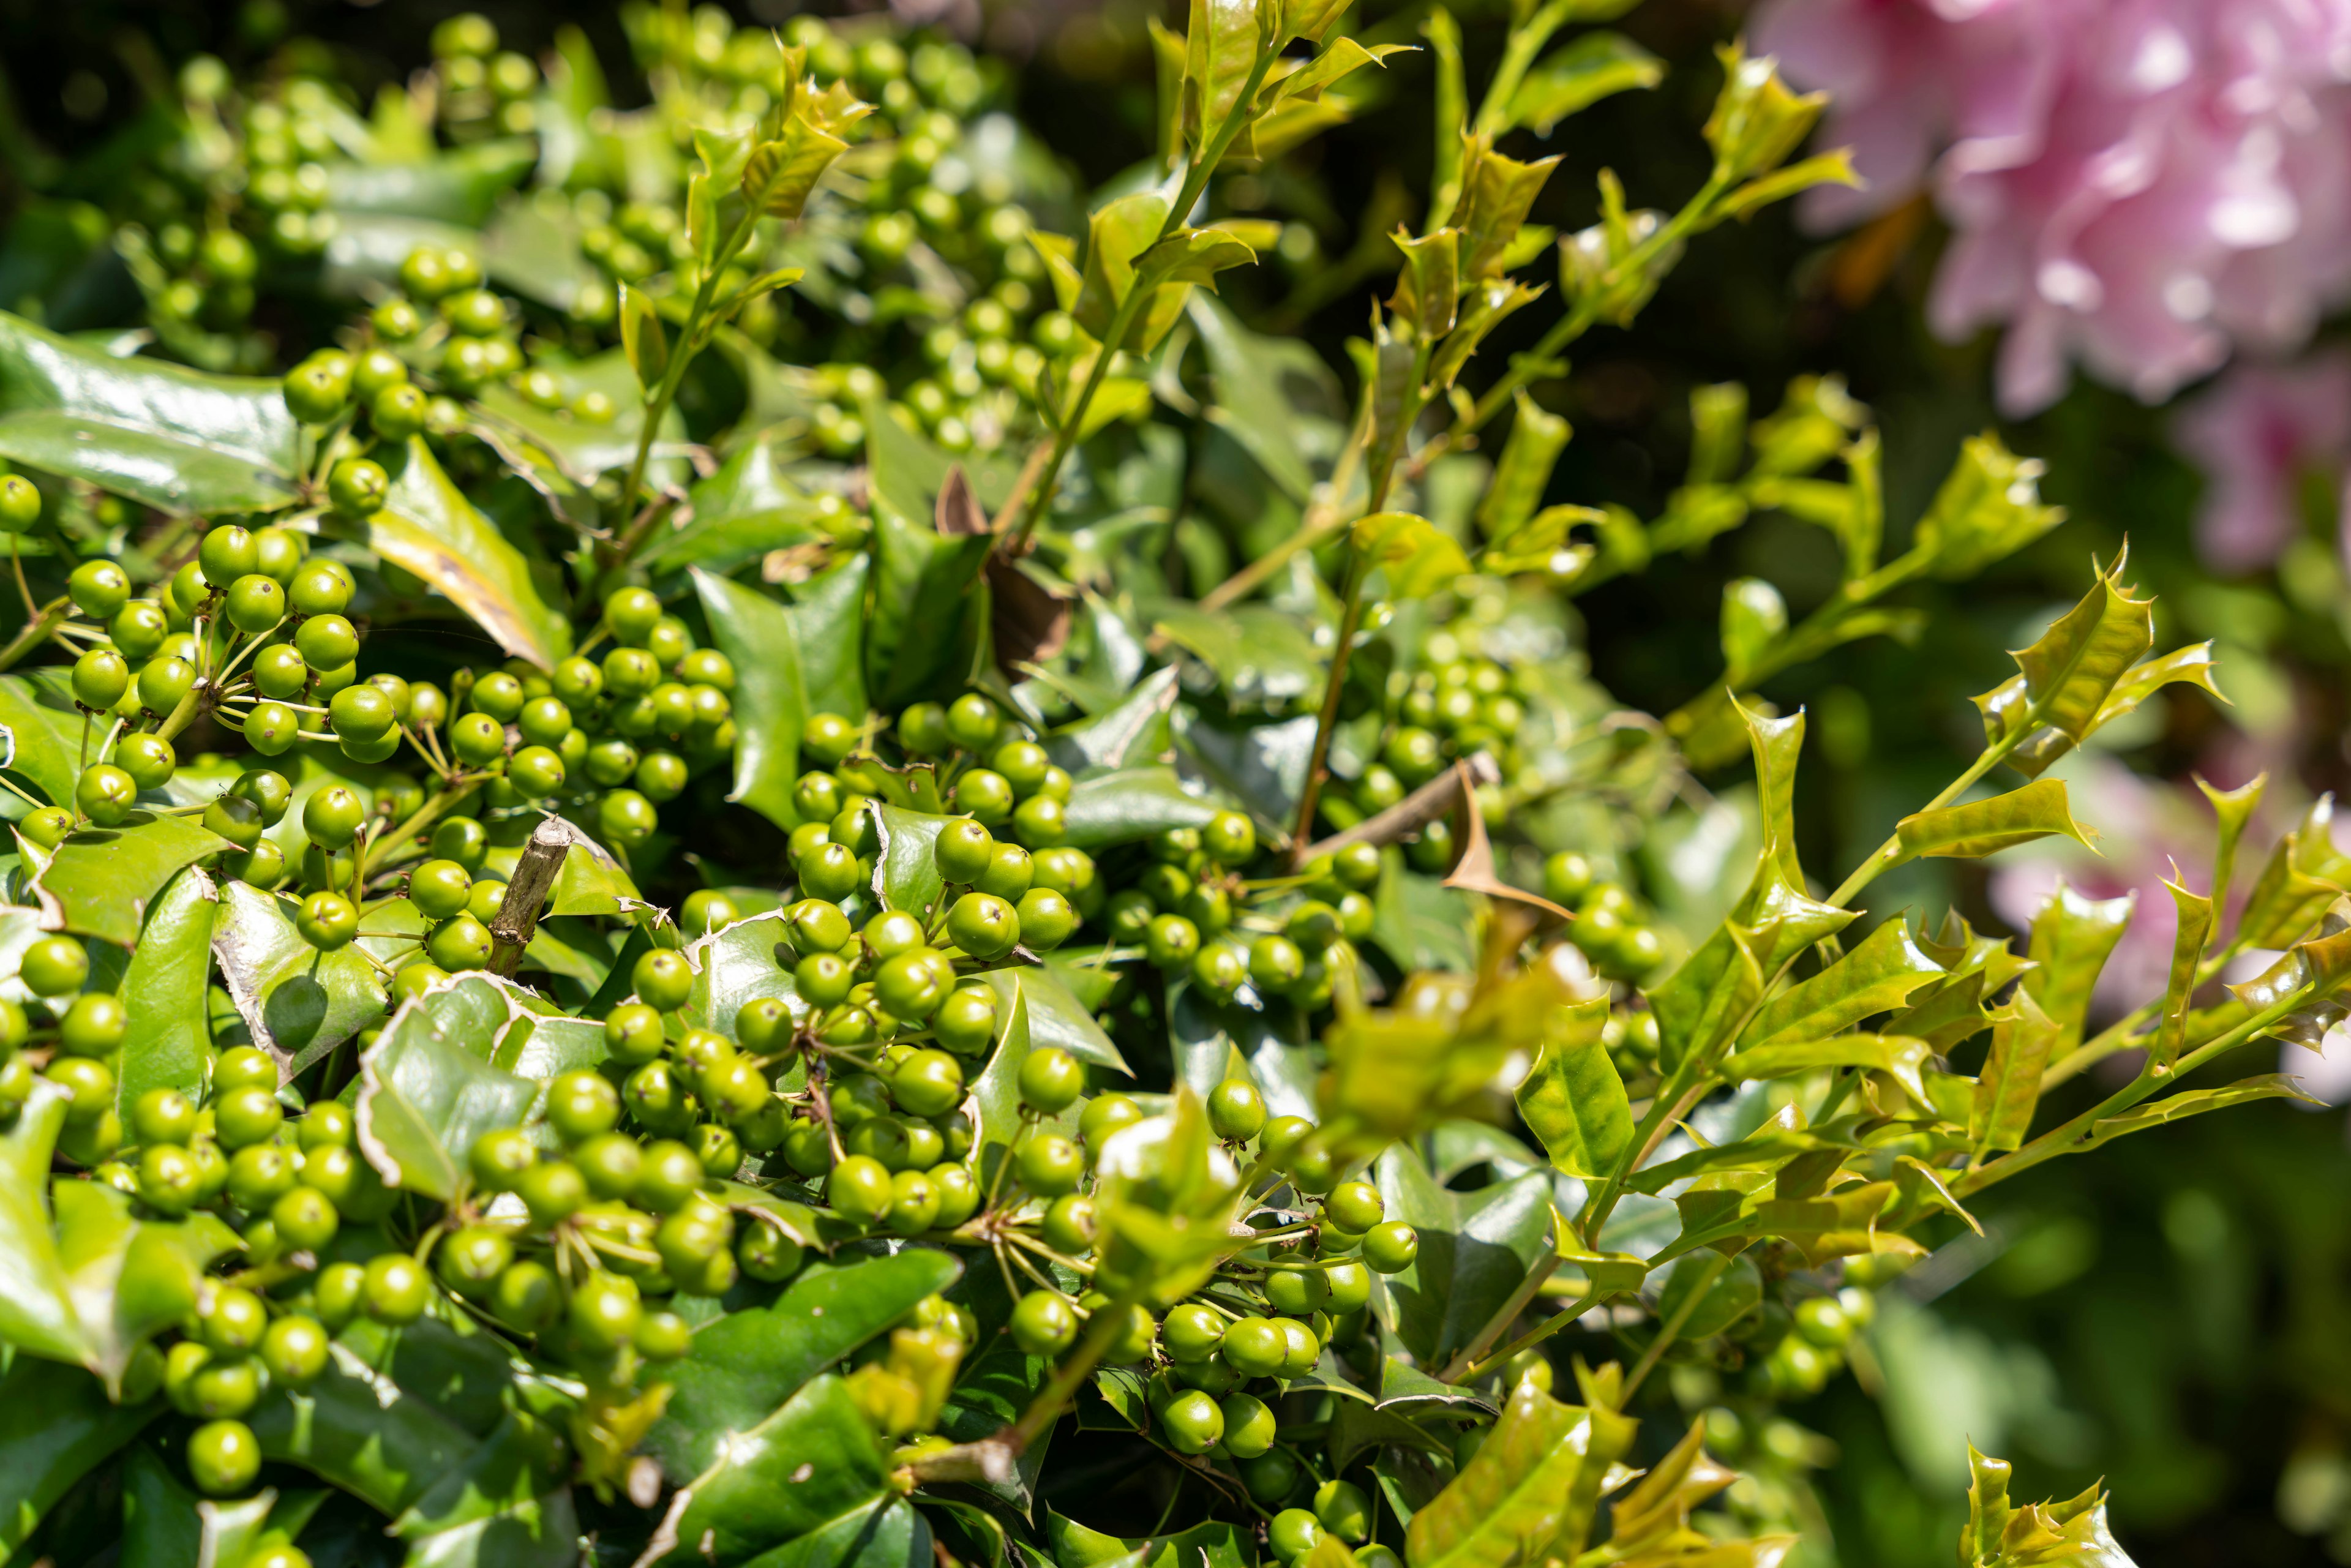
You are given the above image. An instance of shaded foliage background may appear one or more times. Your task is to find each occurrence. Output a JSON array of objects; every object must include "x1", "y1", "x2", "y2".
[{"x1": 4, "y1": 1, "x2": 2344, "y2": 1564}]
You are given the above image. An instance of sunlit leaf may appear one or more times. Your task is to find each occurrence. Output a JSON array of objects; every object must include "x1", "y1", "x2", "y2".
[
  {"x1": 1513, "y1": 997, "x2": 1629, "y2": 1178},
  {"x1": 0, "y1": 309, "x2": 299, "y2": 515},
  {"x1": 1895, "y1": 779, "x2": 2095, "y2": 862}
]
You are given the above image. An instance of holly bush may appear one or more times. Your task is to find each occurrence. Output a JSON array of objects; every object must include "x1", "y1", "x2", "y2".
[{"x1": 0, "y1": 7, "x2": 2310, "y2": 1568}]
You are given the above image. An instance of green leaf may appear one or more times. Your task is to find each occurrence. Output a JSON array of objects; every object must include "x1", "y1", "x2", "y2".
[
  {"x1": 1474, "y1": 394, "x2": 1570, "y2": 544},
  {"x1": 779, "y1": 555, "x2": 871, "y2": 722},
  {"x1": 693, "y1": 568, "x2": 806, "y2": 832},
  {"x1": 356, "y1": 976, "x2": 539, "y2": 1202},
  {"x1": 1076, "y1": 193, "x2": 1194, "y2": 354},
  {"x1": 1404, "y1": 1377, "x2": 1632, "y2": 1568},
  {"x1": 1182, "y1": 0, "x2": 1265, "y2": 158},
  {"x1": 642, "y1": 1374, "x2": 893, "y2": 1568},
  {"x1": 53, "y1": 1179, "x2": 239, "y2": 1395},
  {"x1": 1059, "y1": 766, "x2": 1223, "y2": 850},
  {"x1": 1187, "y1": 297, "x2": 1341, "y2": 503},
  {"x1": 646, "y1": 1248, "x2": 962, "y2": 1484},
  {"x1": 644, "y1": 441, "x2": 841, "y2": 577},
  {"x1": 680, "y1": 911, "x2": 805, "y2": 1043},
  {"x1": 1392, "y1": 228, "x2": 1461, "y2": 338},
  {"x1": 1895, "y1": 779, "x2": 2095, "y2": 862},
  {"x1": 1651, "y1": 919, "x2": 1764, "y2": 1075},
  {"x1": 1455, "y1": 144, "x2": 1561, "y2": 284},
  {"x1": 470, "y1": 348, "x2": 681, "y2": 487},
  {"x1": 115, "y1": 866, "x2": 215, "y2": 1114},
  {"x1": 1370, "y1": 852, "x2": 1479, "y2": 974},
  {"x1": 2151, "y1": 877, "x2": 2214, "y2": 1070},
  {"x1": 1718, "y1": 577, "x2": 1786, "y2": 686},
  {"x1": 1049, "y1": 1514, "x2": 1252, "y2": 1568},
  {"x1": 367, "y1": 437, "x2": 571, "y2": 670},
  {"x1": 1168, "y1": 978, "x2": 1311, "y2": 1117},
  {"x1": 325, "y1": 140, "x2": 535, "y2": 224},
  {"x1": 741, "y1": 118, "x2": 852, "y2": 223},
  {"x1": 121, "y1": 1442, "x2": 202, "y2": 1568},
  {"x1": 0, "y1": 669, "x2": 87, "y2": 806},
  {"x1": 2236, "y1": 797, "x2": 2349, "y2": 950},
  {"x1": 0, "y1": 1358, "x2": 158, "y2": 1557},
  {"x1": 1373, "y1": 1144, "x2": 1552, "y2": 1367},
  {"x1": 2021, "y1": 881, "x2": 2135, "y2": 1049},
  {"x1": 1739, "y1": 917, "x2": 1944, "y2": 1048},
  {"x1": 210, "y1": 881, "x2": 395, "y2": 1070},
  {"x1": 980, "y1": 964, "x2": 1128, "y2": 1071},
  {"x1": 1722, "y1": 1033, "x2": 1931, "y2": 1105},
  {"x1": 1504, "y1": 31, "x2": 1663, "y2": 135},
  {"x1": 1133, "y1": 228, "x2": 1259, "y2": 294},
  {"x1": 1046, "y1": 666, "x2": 1180, "y2": 776},
  {"x1": 0, "y1": 1081, "x2": 89, "y2": 1364},
  {"x1": 620, "y1": 282, "x2": 669, "y2": 391},
  {"x1": 392, "y1": 1409, "x2": 578, "y2": 1568},
  {"x1": 248, "y1": 1344, "x2": 480, "y2": 1515},
  {"x1": 36, "y1": 809, "x2": 231, "y2": 946},
  {"x1": 875, "y1": 803, "x2": 955, "y2": 918},
  {"x1": 1971, "y1": 989, "x2": 2059, "y2": 1156},
  {"x1": 1717, "y1": 149, "x2": 1865, "y2": 222},
  {"x1": 0, "y1": 308, "x2": 300, "y2": 515},
  {"x1": 1146, "y1": 599, "x2": 1323, "y2": 705},
  {"x1": 865, "y1": 481, "x2": 991, "y2": 712},
  {"x1": 2087, "y1": 1075, "x2": 2319, "y2": 1146},
  {"x1": 2009, "y1": 556, "x2": 2154, "y2": 743},
  {"x1": 1514, "y1": 998, "x2": 1629, "y2": 1178},
  {"x1": 1913, "y1": 433, "x2": 2064, "y2": 581}
]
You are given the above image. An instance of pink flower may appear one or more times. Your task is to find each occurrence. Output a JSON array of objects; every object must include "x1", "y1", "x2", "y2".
[
  {"x1": 2170, "y1": 354, "x2": 2351, "y2": 572},
  {"x1": 1753, "y1": 0, "x2": 2351, "y2": 416}
]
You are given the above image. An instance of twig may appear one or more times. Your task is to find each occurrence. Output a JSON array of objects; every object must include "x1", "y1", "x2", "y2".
[
  {"x1": 488, "y1": 816, "x2": 572, "y2": 977},
  {"x1": 1295, "y1": 752, "x2": 1501, "y2": 866}
]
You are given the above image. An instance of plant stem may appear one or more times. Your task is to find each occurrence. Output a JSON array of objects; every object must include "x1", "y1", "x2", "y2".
[
  {"x1": 1288, "y1": 548, "x2": 1370, "y2": 861},
  {"x1": 1010, "y1": 45, "x2": 1284, "y2": 550},
  {"x1": 598, "y1": 209, "x2": 760, "y2": 586},
  {"x1": 1620, "y1": 1251, "x2": 1726, "y2": 1401},
  {"x1": 0, "y1": 596, "x2": 70, "y2": 672}
]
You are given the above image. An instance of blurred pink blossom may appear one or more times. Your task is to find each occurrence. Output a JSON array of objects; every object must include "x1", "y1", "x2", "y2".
[
  {"x1": 1753, "y1": 0, "x2": 2351, "y2": 416},
  {"x1": 2169, "y1": 354, "x2": 2351, "y2": 571}
]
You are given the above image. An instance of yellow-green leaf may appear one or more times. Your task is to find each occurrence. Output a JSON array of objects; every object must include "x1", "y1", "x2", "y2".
[
  {"x1": 1352, "y1": 511, "x2": 1471, "y2": 599},
  {"x1": 1971, "y1": 989, "x2": 2058, "y2": 1155},
  {"x1": 366, "y1": 437, "x2": 571, "y2": 670},
  {"x1": 1513, "y1": 999, "x2": 1629, "y2": 1178},
  {"x1": 617, "y1": 282, "x2": 667, "y2": 391},
  {"x1": 1895, "y1": 779, "x2": 2095, "y2": 861},
  {"x1": 2021, "y1": 880, "x2": 2135, "y2": 1050},
  {"x1": 1739, "y1": 917, "x2": 1943, "y2": 1048},
  {"x1": 2009, "y1": 553, "x2": 2154, "y2": 743}
]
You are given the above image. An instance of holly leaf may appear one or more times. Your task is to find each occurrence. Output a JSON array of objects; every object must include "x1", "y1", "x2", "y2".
[
  {"x1": 1059, "y1": 766, "x2": 1224, "y2": 850},
  {"x1": 678, "y1": 910, "x2": 805, "y2": 1045},
  {"x1": 356, "y1": 975, "x2": 539, "y2": 1202},
  {"x1": 365, "y1": 436, "x2": 571, "y2": 670},
  {"x1": 2009, "y1": 554, "x2": 2154, "y2": 743},
  {"x1": 692, "y1": 568, "x2": 806, "y2": 833},
  {"x1": 637, "y1": 1374, "x2": 896, "y2": 1568},
  {"x1": 1738, "y1": 917, "x2": 1943, "y2": 1048},
  {"x1": 645, "y1": 1251, "x2": 964, "y2": 1484},
  {"x1": 35, "y1": 809, "x2": 231, "y2": 946},
  {"x1": 1504, "y1": 32, "x2": 1663, "y2": 137},
  {"x1": 211, "y1": 881, "x2": 399, "y2": 1073},
  {"x1": 114, "y1": 866, "x2": 216, "y2": 1115},
  {"x1": 1895, "y1": 779, "x2": 2096, "y2": 862},
  {"x1": 1513, "y1": 998, "x2": 1630, "y2": 1179},
  {"x1": 1405, "y1": 1376, "x2": 1633, "y2": 1568},
  {"x1": 0, "y1": 1358, "x2": 159, "y2": 1558},
  {"x1": 0, "y1": 309, "x2": 300, "y2": 515},
  {"x1": 1372, "y1": 1144, "x2": 1552, "y2": 1368}
]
